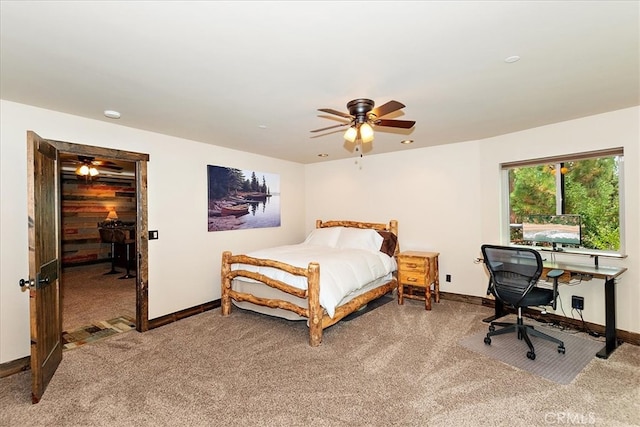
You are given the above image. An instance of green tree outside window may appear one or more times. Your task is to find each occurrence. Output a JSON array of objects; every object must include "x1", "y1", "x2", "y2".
[{"x1": 508, "y1": 155, "x2": 621, "y2": 251}]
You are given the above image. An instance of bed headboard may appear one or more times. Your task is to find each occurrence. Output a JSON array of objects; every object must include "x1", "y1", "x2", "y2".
[{"x1": 315, "y1": 219, "x2": 399, "y2": 256}]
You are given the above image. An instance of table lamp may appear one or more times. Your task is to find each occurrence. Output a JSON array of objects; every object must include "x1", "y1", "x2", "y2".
[{"x1": 105, "y1": 210, "x2": 118, "y2": 222}]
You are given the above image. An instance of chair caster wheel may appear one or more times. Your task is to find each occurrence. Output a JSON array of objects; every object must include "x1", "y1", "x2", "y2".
[
  {"x1": 558, "y1": 346, "x2": 566, "y2": 354},
  {"x1": 488, "y1": 325, "x2": 496, "y2": 332},
  {"x1": 484, "y1": 336, "x2": 491, "y2": 345},
  {"x1": 527, "y1": 351, "x2": 536, "y2": 360}
]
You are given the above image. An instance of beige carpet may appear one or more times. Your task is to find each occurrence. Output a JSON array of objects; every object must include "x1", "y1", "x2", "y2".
[
  {"x1": 1, "y1": 298, "x2": 638, "y2": 427},
  {"x1": 61, "y1": 264, "x2": 136, "y2": 331}
]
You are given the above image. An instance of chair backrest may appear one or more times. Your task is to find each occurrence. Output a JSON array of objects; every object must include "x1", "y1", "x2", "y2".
[{"x1": 481, "y1": 244, "x2": 543, "y2": 307}]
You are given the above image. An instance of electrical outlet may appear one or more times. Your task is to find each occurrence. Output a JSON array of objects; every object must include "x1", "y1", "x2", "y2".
[
  {"x1": 446, "y1": 274, "x2": 451, "y2": 282},
  {"x1": 571, "y1": 295, "x2": 584, "y2": 310}
]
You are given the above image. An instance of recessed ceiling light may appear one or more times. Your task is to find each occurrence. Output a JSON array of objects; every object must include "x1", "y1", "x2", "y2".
[
  {"x1": 504, "y1": 55, "x2": 520, "y2": 63},
  {"x1": 317, "y1": 153, "x2": 328, "y2": 157},
  {"x1": 258, "y1": 124, "x2": 267, "y2": 129},
  {"x1": 104, "y1": 110, "x2": 121, "y2": 119},
  {"x1": 400, "y1": 140, "x2": 414, "y2": 144}
]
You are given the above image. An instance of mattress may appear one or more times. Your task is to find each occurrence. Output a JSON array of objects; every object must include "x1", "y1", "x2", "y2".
[{"x1": 230, "y1": 242, "x2": 397, "y2": 318}]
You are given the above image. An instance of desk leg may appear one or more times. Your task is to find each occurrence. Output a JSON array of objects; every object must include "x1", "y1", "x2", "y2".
[{"x1": 596, "y1": 277, "x2": 617, "y2": 359}]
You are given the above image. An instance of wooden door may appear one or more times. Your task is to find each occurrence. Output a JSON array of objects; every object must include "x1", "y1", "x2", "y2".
[{"x1": 26, "y1": 131, "x2": 62, "y2": 404}]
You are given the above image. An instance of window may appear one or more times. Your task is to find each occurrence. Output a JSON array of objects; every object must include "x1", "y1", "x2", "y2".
[{"x1": 503, "y1": 148, "x2": 624, "y2": 254}]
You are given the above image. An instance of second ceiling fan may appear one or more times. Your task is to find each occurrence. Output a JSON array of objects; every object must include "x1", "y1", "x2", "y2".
[
  {"x1": 311, "y1": 98, "x2": 415, "y2": 143},
  {"x1": 70, "y1": 155, "x2": 124, "y2": 179}
]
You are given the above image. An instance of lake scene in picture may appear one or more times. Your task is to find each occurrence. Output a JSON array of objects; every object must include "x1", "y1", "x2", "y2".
[{"x1": 207, "y1": 165, "x2": 281, "y2": 232}]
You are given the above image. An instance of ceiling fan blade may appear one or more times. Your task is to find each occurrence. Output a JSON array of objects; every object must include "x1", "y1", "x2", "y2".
[
  {"x1": 370, "y1": 100, "x2": 405, "y2": 118},
  {"x1": 318, "y1": 108, "x2": 352, "y2": 119},
  {"x1": 310, "y1": 123, "x2": 351, "y2": 133},
  {"x1": 374, "y1": 119, "x2": 416, "y2": 129},
  {"x1": 78, "y1": 155, "x2": 95, "y2": 163},
  {"x1": 92, "y1": 160, "x2": 123, "y2": 170}
]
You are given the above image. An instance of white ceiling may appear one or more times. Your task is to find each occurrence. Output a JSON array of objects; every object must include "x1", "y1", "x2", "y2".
[{"x1": 1, "y1": 1, "x2": 638, "y2": 164}]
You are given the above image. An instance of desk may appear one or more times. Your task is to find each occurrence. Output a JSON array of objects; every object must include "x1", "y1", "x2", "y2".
[{"x1": 485, "y1": 260, "x2": 627, "y2": 359}]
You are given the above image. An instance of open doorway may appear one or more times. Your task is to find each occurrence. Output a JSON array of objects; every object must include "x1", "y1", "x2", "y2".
[
  {"x1": 51, "y1": 139, "x2": 150, "y2": 340},
  {"x1": 58, "y1": 153, "x2": 137, "y2": 344}
]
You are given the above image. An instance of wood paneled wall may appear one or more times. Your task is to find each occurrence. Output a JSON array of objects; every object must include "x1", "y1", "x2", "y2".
[{"x1": 61, "y1": 173, "x2": 136, "y2": 266}]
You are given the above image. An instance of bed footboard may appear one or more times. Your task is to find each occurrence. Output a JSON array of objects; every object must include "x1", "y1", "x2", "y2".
[{"x1": 221, "y1": 251, "x2": 324, "y2": 346}]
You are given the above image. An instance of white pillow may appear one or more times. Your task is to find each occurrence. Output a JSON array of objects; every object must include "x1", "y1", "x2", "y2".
[
  {"x1": 303, "y1": 227, "x2": 343, "y2": 247},
  {"x1": 335, "y1": 227, "x2": 384, "y2": 252}
]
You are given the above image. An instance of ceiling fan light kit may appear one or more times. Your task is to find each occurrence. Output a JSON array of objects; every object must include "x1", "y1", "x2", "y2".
[
  {"x1": 312, "y1": 98, "x2": 415, "y2": 145},
  {"x1": 76, "y1": 164, "x2": 99, "y2": 177},
  {"x1": 70, "y1": 155, "x2": 124, "y2": 181},
  {"x1": 345, "y1": 122, "x2": 374, "y2": 143},
  {"x1": 359, "y1": 122, "x2": 374, "y2": 143},
  {"x1": 344, "y1": 126, "x2": 358, "y2": 143}
]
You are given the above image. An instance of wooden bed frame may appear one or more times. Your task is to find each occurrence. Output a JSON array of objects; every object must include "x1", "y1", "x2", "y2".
[{"x1": 221, "y1": 219, "x2": 399, "y2": 346}]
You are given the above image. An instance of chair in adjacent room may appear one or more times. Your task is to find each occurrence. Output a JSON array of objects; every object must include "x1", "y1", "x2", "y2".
[{"x1": 480, "y1": 244, "x2": 566, "y2": 360}]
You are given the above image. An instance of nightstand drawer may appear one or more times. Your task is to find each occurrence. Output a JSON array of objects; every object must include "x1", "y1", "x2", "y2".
[
  {"x1": 398, "y1": 257, "x2": 427, "y2": 273},
  {"x1": 399, "y1": 271, "x2": 426, "y2": 286}
]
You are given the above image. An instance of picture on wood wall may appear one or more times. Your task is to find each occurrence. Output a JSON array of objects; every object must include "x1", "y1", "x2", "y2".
[{"x1": 207, "y1": 165, "x2": 281, "y2": 232}]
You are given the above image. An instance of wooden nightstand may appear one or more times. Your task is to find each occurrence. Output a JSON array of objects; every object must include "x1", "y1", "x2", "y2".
[{"x1": 397, "y1": 250, "x2": 440, "y2": 310}]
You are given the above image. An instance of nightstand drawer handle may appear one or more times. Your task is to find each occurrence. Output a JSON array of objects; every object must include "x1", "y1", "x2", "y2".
[
  {"x1": 407, "y1": 277, "x2": 418, "y2": 282},
  {"x1": 407, "y1": 263, "x2": 418, "y2": 268}
]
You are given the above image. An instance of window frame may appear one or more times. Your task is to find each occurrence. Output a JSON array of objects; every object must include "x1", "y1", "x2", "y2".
[{"x1": 500, "y1": 148, "x2": 626, "y2": 257}]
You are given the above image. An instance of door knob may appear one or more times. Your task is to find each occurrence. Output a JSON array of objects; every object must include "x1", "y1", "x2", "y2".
[
  {"x1": 19, "y1": 276, "x2": 50, "y2": 289},
  {"x1": 19, "y1": 278, "x2": 35, "y2": 289}
]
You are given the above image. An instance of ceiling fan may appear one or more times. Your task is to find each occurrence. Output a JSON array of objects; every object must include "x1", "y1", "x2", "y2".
[
  {"x1": 311, "y1": 98, "x2": 415, "y2": 143},
  {"x1": 69, "y1": 155, "x2": 123, "y2": 179}
]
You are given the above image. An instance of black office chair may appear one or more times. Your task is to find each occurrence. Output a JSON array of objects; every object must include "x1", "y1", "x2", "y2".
[{"x1": 481, "y1": 244, "x2": 566, "y2": 360}]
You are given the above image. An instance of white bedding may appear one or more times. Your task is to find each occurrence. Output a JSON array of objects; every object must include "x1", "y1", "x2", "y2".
[{"x1": 231, "y1": 243, "x2": 397, "y2": 318}]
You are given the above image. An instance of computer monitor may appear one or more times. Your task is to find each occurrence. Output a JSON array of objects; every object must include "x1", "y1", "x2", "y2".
[{"x1": 521, "y1": 214, "x2": 581, "y2": 247}]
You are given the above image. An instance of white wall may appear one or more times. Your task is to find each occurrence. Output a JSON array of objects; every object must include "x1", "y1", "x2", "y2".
[
  {"x1": 305, "y1": 141, "x2": 484, "y2": 300},
  {"x1": 0, "y1": 100, "x2": 306, "y2": 363},
  {"x1": 306, "y1": 107, "x2": 639, "y2": 334}
]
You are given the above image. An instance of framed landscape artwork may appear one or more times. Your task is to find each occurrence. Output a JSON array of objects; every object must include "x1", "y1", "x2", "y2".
[{"x1": 207, "y1": 165, "x2": 281, "y2": 232}]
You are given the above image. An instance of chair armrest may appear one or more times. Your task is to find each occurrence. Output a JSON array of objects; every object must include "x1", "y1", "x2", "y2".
[
  {"x1": 547, "y1": 269, "x2": 564, "y2": 279},
  {"x1": 546, "y1": 269, "x2": 564, "y2": 310}
]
